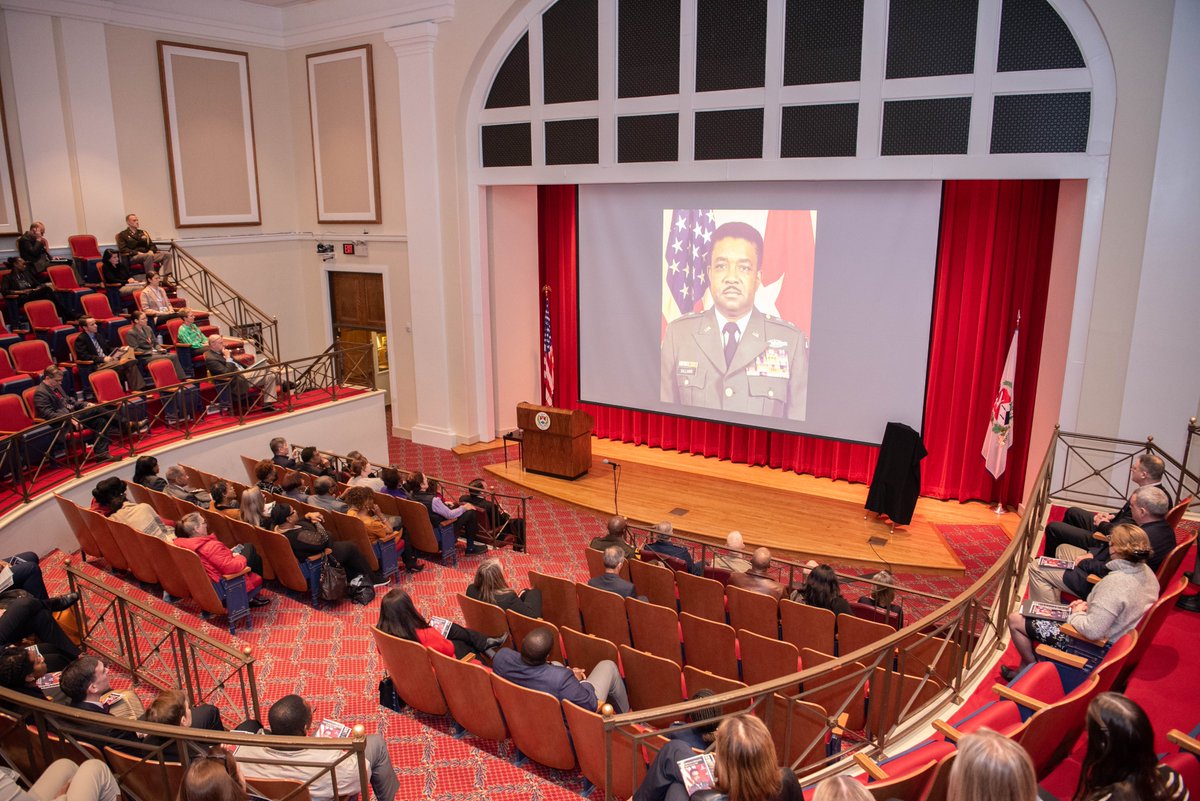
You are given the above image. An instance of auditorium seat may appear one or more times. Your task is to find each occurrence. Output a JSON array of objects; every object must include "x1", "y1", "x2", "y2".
[
  {"x1": 489, "y1": 674, "x2": 576, "y2": 771},
  {"x1": 681, "y1": 665, "x2": 749, "y2": 714},
  {"x1": 1111, "y1": 576, "x2": 1186, "y2": 692},
  {"x1": 53, "y1": 495, "x2": 101, "y2": 563},
  {"x1": 799, "y1": 648, "x2": 867, "y2": 732},
  {"x1": 428, "y1": 648, "x2": 509, "y2": 743},
  {"x1": 528, "y1": 570, "x2": 582, "y2": 631},
  {"x1": 371, "y1": 625, "x2": 448, "y2": 716},
  {"x1": 727, "y1": 585, "x2": 780, "y2": 639},
  {"x1": 679, "y1": 612, "x2": 739, "y2": 681},
  {"x1": 674, "y1": 570, "x2": 725, "y2": 623},
  {"x1": 737, "y1": 629, "x2": 800, "y2": 694},
  {"x1": 560, "y1": 626, "x2": 619, "y2": 676},
  {"x1": 140, "y1": 533, "x2": 194, "y2": 603},
  {"x1": 760, "y1": 694, "x2": 829, "y2": 774},
  {"x1": 0, "y1": 310, "x2": 21, "y2": 350},
  {"x1": 456, "y1": 592, "x2": 511, "y2": 640},
  {"x1": 0, "y1": 349, "x2": 35, "y2": 397},
  {"x1": 47, "y1": 266, "x2": 92, "y2": 320},
  {"x1": 393, "y1": 497, "x2": 452, "y2": 564},
  {"x1": 505, "y1": 608, "x2": 563, "y2": 664},
  {"x1": 628, "y1": 557, "x2": 677, "y2": 608},
  {"x1": 836, "y1": 613, "x2": 896, "y2": 659},
  {"x1": 106, "y1": 519, "x2": 160, "y2": 586},
  {"x1": 618, "y1": 644, "x2": 684, "y2": 715},
  {"x1": 866, "y1": 666, "x2": 941, "y2": 740},
  {"x1": 851, "y1": 745, "x2": 951, "y2": 801},
  {"x1": 562, "y1": 700, "x2": 648, "y2": 799},
  {"x1": 626, "y1": 596, "x2": 682, "y2": 666},
  {"x1": 169, "y1": 538, "x2": 255, "y2": 634},
  {"x1": 77, "y1": 506, "x2": 129, "y2": 572},
  {"x1": 576, "y1": 581, "x2": 632, "y2": 647},
  {"x1": 781, "y1": 598, "x2": 836, "y2": 656}
]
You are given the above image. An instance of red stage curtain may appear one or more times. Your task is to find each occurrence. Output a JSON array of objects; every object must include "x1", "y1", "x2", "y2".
[{"x1": 538, "y1": 180, "x2": 1058, "y2": 503}]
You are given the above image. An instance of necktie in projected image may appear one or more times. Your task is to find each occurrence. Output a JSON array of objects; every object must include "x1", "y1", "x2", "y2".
[
  {"x1": 723, "y1": 322, "x2": 739, "y2": 367},
  {"x1": 663, "y1": 209, "x2": 715, "y2": 326}
]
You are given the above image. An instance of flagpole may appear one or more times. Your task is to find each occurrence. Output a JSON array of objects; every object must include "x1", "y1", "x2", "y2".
[{"x1": 987, "y1": 313, "x2": 1021, "y2": 516}]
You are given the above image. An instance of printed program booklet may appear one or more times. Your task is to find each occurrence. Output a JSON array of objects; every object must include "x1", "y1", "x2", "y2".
[
  {"x1": 313, "y1": 719, "x2": 352, "y2": 738},
  {"x1": 1035, "y1": 556, "x2": 1075, "y2": 570},
  {"x1": 1020, "y1": 599, "x2": 1072, "y2": 622},
  {"x1": 427, "y1": 616, "x2": 453, "y2": 637},
  {"x1": 678, "y1": 752, "x2": 717, "y2": 795}
]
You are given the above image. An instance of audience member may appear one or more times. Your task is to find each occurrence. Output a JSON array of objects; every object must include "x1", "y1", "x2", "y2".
[
  {"x1": 344, "y1": 486, "x2": 423, "y2": 573},
  {"x1": 2, "y1": 256, "x2": 57, "y2": 313},
  {"x1": 587, "y1": 546, "x2": 645, "y2": 600},
  {"x1": 266, "y1": 503, "x2": 373, "y2": 591},
  {"x1": 235, "y1": 694, "x2": 399, "y2": 801},
  {"x1": 140, "y1": 689, "x2": 236, "y2": 762},
  {"x1": 635, "y1": 714, "x2": 802, "y2": 801},
  {"x1": 116, "y1": 213, "x2": 169, "y2": 275},
  {"x1": 728, "y1": 548, "x2": 786, "y2": 601},
  {"x1": 59, "y1": 656, "x2": 139, "y2": 742},
  {"x1": 238, "y1": 487, "x2": 267, "y2": 528},
  {"x1": 492, "y1": 626, "x2": 629, "y2": 713},
  {"x1": 711, "y1": 531, "x2": 752, "y2": 573},
  {"x1": 641, "y1": 521, "x2": 703, "y2": 575},
  {"x1": 405, "y1": 471, "x2": 485, "y2": 555},
  {"x1": 174, "y1": 309, "x2": 208, "y2": 374},
  {"x1": 811, "y1": 776, "x2": 872, "y2": 801},
  {"x1": 466, "y1": 559, "x2": 542, "y2": 618},
  {"x1": 1073, "y1": 692, "x2": 1189, "y2": 801},
  {"x1": 459, "y1": 479, "x2": 525, "y2": 547},
  {"x1": 297, "y1": 446, "x2": 335, "y2": 478},
  {"x1": 376, "y1": 588, "x2": 503, "y2": 660},
  {"x1": 279, "y1": 472, "x2": 310, "y2": 503},
  {"x1": 132, "y1": 455, "x2": 167, "y2": 491},
  {"x1": 269, "y1": 437, "x2": 299, "y2": 469},
  {"x1": 589, "y1": 515, "x2": 636, "y2": 558},
  {"x1": 126, "y1": 310, "x2": 187, "y2": 379},
  {"x1": 100, "y1": 247, "x2": 144, "y2": 298},
  {"x1": 308, "y1": 476, "x2": 347, "y2": 513},
  {"x1": 0, "y1": 552, "x2": 79, "y2": 610},
  {"x1": 346, "y1": 458, "x2": 384, "y2": 491},
  {"x1": 91, "y1": 477, "x2": 173, "y2": 539},
  {"x1": 379, "y1": 467, "x2": 407, "y2": 499},
  {"x1": 204, "y1": 335, "x2": 278, "y2": 413},
  {"x1": 1044, "y1": 453, "x2": 1169, "y2": 557},
  {"x1": 1005, "y1": 524, "x2": 1159, "y2": 679},
  {"x1": 138, "y1": 271, "x2": 183, "y2": 328},
  {"x1": 253, "y1": 460, "x2": 283, "y2": 495},
  {"x1": 794, "y1": 564, "x2": 850, "y2": 614},
  {"x1": 0, "y1": 758, "x2": 119, "y2": 801},
  {"x1": 0, "y1": 646, "x2": 53, "y2": 699},
  {"x1": 178, "y1": 746, "x2": 252, "y2": 801},
  {"x1": 947, "y1": 729, "x2": 1040, "y2": 801},
  {"x1": 33, "y1": 365, "x2": 121, "y2": 462},
  {"x1": 165, "y1": 465, "x2": 212, "y2": 507},
  {"x1": 855, "y1": 569, "x2": 903, "y2": 627},
  {"x1": 209, "y1": 481, "x2": 241, "y2": 518},
  {"x1": 17, "y1": 221, "x2": 71, "y2": 276},
  {"x1": 75, "y1": 316, "x2": 145, "y2": 391},
  {"x1": 0, "y1": 593, "x2": 80, "y2": 661},
  {"x1": 174, "y1": 512, "x2": 269, "y2": 607},
  {"x1": 665, "y1": 688, "x2": 721, "y2": 751}
]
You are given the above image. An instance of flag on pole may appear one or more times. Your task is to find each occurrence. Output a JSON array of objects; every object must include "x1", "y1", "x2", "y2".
[
  {"x1": 541, "y1": 289, "x2": 555, "y2": 406},
  {"x1": 982, "y1": 330, "x2": 1018, "y2": 478},
  {"x1": 662, "y1": 209, "x2": 716, "y2": 329}
]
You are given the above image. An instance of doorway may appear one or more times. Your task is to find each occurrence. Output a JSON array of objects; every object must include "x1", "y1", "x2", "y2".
[{"x1": 327, "y1": 271, "x2": 389, "y2": 393}]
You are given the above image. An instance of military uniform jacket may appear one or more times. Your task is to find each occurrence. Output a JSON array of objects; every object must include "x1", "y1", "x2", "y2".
[{"x1": 660, "y1": 307, "x2": 808, "y2": 420}]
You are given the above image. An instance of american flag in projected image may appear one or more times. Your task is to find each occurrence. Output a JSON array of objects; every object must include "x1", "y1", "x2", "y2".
[
  {"x1": 541, "y1": 291, "x2": 554, "y2": 405},
  {"x1": 664, "y1": 209, "x2": 715, "y2": 323}
]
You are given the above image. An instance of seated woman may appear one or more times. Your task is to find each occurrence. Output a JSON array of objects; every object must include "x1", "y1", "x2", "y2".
[
  {"x1": 635, "y1": 714, "x2": 803, "y2": 801},
  {"x1": 266, "y1": 502, "x2": 374, "y2": 591},
  {"x1": 466, "y1": 558, "x2": 542, "y2": 618},
  {"x1": 132, "y1": 455, "x2": 167, "y2": 491},
  {"x1": 100, "y1": 247, "x2": 144, "y2": 297},
  {"x1": 1073, "y1": 692, "x2": 1189, "y2": 801},
  {"x1": 794, "y1": 564, "x2": 851, "y2": 616},
  {"x1": 347, "y1": 458, "x2": 385, "y2": 492},
  {"x1": 126, "y1": 310, "x2": 187, "y2": 380},
  {"x1": 278, "y1": 471, "x2": 310, "y2": 503},
  {"x1": 254, "y1": 459, "x2": 282, "y2": 495},
  {"x1": 1005, "y1": 523, "x2": 1159, "y2": 680},
  {"x1": 210, "y1": 481, "x2": 242, "y2": 519},
  {"x1": 344, "y1": 486, "x2": 423, "y2": 574},
  {"x1": 855, "y1": 569, "x2": 904, "y2": 628},
  {"x1": 376, "y1": 588, "x2": 504, "y2": 661},
  {"x1": 238, "y1": 486, "x2": 267, "y2": 528},
  {"x1": 173, "y1": 512, "x2": 269, "y2": 608},
  {"x1": 139, "y1": 271, "x2": 184, "y2": 328}
]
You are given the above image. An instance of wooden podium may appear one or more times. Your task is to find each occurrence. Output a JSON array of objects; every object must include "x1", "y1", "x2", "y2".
[{"x1": 516, "y1": 402, "x2": 594, "y2": 480}]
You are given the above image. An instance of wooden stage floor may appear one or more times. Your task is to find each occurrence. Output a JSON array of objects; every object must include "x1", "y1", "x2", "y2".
[{"x1": 485, "y1": 438, "x2": 1019, "y2": 576}]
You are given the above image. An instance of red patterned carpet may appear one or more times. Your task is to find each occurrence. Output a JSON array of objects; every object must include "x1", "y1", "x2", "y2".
[{"x1": 42, "y1": 429, "x2": 1027, "y2": 799}]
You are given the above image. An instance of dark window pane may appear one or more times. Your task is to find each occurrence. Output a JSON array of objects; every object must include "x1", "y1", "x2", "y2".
[
  {"x1": 695, "y1": 0, "x2": 768, "y2": 92},
  {"x1": 997, "y1": 0, "x2": 1084, "y2": 72},
  {"x1": 543, "y1": 0, "x2": 598, "y2": 104},
  {"x1": 991, "y1": 92, "x2": 1089, "y2": 153},
  {"x1": 545, "y1": 118, "x2": 600, "y2": 165},
  {"x1": 886, "y1": 0, "x2": 978, "y2": 79},
  {"x1": 781, "y1": 104, "x2": 858, "y2": 157},
  {"x1": 485, "y1": 33, "x2": 530, "y2": 109},
  {"x1": 618, "y1": 0, "x2": 681, "y2": 98},
  {"x1": 618, "y1": 114, "x2": 679, "y2": 163},
  {"x1": 481, "y1": 123, "x2": 532, "y2": 167},
  {"x1": 784, "y1": 0, "x2": 864, "y2": 85},
  {"x1": 881, "y1": 97, "x2": 971, "y2": 155},
  {"x1": 694, "y1": 108, "x2": 764, "y2": 160}
]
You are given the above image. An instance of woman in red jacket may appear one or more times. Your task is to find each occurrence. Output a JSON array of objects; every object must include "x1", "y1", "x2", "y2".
[
  {"x1": 173, "y1": 512, "x2": 270, "y2": 607},
  {"x1": 376, "y1": 588, "x2": 504, "y2": 660}
]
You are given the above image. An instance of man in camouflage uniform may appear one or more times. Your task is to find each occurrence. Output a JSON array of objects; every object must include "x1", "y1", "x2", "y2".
[{"x1": 660, "y1": 221, "x2": 808, "y2": 420}]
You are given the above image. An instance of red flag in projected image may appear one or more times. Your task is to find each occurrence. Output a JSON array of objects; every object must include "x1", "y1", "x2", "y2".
[
  {"x1": 662, "y1": 209, "x2": 715, "y2": 329},
  {"x1": 759, "y1": 209, "x2": 815, "y2": 338}
]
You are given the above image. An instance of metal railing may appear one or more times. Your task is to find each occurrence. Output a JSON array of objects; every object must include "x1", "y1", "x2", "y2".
[
  {"x1": 64, "y1": 560, "x2": 262, "y2": 725},
  {"x1": 0, "y1": 343, "x2": 374, "y2": 515},
  {"x1": 166, "y1": 243, "x2": 280, "y2": 363},
  {"x1": 0, "y1": 687, "x2": 369, "y2": 801}
]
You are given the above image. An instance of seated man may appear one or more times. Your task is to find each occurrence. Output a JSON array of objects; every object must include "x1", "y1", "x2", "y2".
[
  {"x1": 236, "y1": 694, "x2": 399, "y2": 801},
  {"x1": 164, "y1": 465, "x2": 212, "y2": 507},
  {"x1": 641, "y1": 521, "x2": 703, "y2": 575},
  {"x1": 279, "y1": 472, "x2": 311, "y2": 503},
  {"x1": 491, "y1": 626, "x2": 629, "y2": 713},
  {"x1": 297, "y1": 446, "x2": 335, "y2": 478},
  {"x1": 33, "y1": 365, "x2": 122, "y2": 463},
  {"x1": 587, "y1": 546, "x2": 645, "y2": 600},
  {"x1": 459, "y1": 478, "x2": 525, "y2": 547},
  {"x1": 270, "y1": 436, "x2": 299, "y2": 468},
  {"x1": 1, "y1": 552, "x2": 78, "y2": 610},
  {"x1": 59, "y1": 656, "x2": 142, "y2": 742},
  {"x1": 1043, "y1": 453, "x2": 1170, "y2": 557},
  {"x1": 92, "y1": 477, "x2": 174, "y2": 540},
  {"x1": 710, "y1": 530, "x2": 752, "y2": 573},
  {"x1": 727, "y1": 547, "x2": 786, "y2": 601},
  {"x1": 203, "y1": 335, "x2": 278, "y2": 413},
  {"x1": 379, "y1": 467, "x2": 408, "y2": 499},
  {"x1": 309, "y1": 476, "x2": 348, "y2": 514},
  {"x1": 1028, "y1": 486, "x2": 1176, "y2": 604},
  {"x1": 17, "y1": 221, "x2": 72, "y2": 276},
  {"x1": 75, "y1": 316, "x2": 145, "y2": 392},
  {"x1": 589, "y1": 515, "x2": 637, "y2": 559},
  {"x1": 115, "y1": 213, "x2": 168, "y2": 275}
]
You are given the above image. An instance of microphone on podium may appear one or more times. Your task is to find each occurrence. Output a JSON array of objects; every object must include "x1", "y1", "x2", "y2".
[{"x1": 602, "y1": 459, "x2": 621, "y2": 468}]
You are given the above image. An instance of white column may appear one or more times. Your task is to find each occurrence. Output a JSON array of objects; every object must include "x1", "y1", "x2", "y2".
[
  {"x1": 59, "y1": 17, "x2": 127, "y2": 236},
  {"x1": 4, "y1": 10, "x2": 80, "y2": 241},
  {"x1": 384, "y1": 22, "x2": 457, "y2": 449}
]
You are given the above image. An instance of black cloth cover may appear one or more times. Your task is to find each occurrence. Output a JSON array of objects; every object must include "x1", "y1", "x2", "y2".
[{"x1": 865, "y1": 422, "x2": 927, "y2": 526}]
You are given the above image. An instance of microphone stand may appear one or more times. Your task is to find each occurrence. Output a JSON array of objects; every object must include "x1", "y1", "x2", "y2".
[{"x1": 608, "y1": 462, "x2": 621, "y2": 516}]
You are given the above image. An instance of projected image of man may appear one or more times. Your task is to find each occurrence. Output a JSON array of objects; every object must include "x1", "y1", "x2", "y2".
[{"x1": 660, "y1": 221, "x2": 807, "y2": 420}]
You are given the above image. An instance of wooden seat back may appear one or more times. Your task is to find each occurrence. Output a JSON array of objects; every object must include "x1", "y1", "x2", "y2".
[
  {"x1": 618, "y1": 644, "x2": 685, "y2": 713},
  {"x1": 54, "y1": 495, "x2": 100, "y2": 561},
  {"x1": 106, "y1": 519, "x2": 160, "y2": 585},
  {"x1": 528, "y1": 570, "x2": 582, "y2": 631},
  {"x1": 626, "y1": 597, "x2": 682, "y2": 666},
  {"x1": 837, "y1": 613, "x2": 897, "y2": 658},
  {"x1": 489, "y1": 674, "x2": 576, "y2": 771},
  {"x1": 1157, "y1": 531, "x2": 1196, "y2": 594},
  {"x1": 675, "y1": 570, "x2": 725, "y2": 622},
  {"x1": 560, "y1": 626, "x2": 619, "y2": 675},
  {"x1": 576, "y1": 582, "x2": 632, "y2": 646},
  {"x1": 738, "y1": 629, "x2": 800, "y2": 694},
  {"x1": 727, "y1": 585, "x2": 780, "y2": 639},
  {"x1": 456, "y1": 593, "x2": 511, "y2": 639},
  {"x1": 139, "y1": 534, "x2": 193, "y2": 601},
  {"x1": 78, "y1": 507, "x2": 129, "y2": 571},
  {"x1": 244, "y1": 777, "x2": 313, "y2": 801},
  {"x1": 799, "y1": 649, "x2": 867, "y2": 731},
  {"x1": 504, "y1": 609, "x2": 562, "y2": 664},
  {"x1": 255, "y1": 527, "x2": 313, "y2": 594},
  {"x1": 562, "y1": 700, "x2": 646, "y2": 799},
  {"x1": 761, "y1": 694, "x2": 828, "y2": 773},
  {"x1": 679, "y1": 612, "x2": 739, "y2": 680},
  {"x1": 371, "y1": 625, "x2": 448, "y2": 716},
  {"x1": 780, "y1": 599, "x2": 836, "y2": 656},
  {"x1": 865, "y1": 667, "x2": 941, "y2": 738},
  {"x1": 1113, "y1": 576, "x2": 1187, "y2": 692},
  {"x1": 682, "y1": 666, "x2": 750, "y2": 715},
  {"x1": 428, "y1": 649, "x2": 509, "y2": 742},
  {"x1": 167, "y1": 540, "x2": 231, "y2": 617},
  {"x1": 393, "y1": 497, "x2": 443, "y2": 555},
  {"x1": 628, "y1": 558, "x2": 677, "y2": 608},
  {"x1": 104, "y1": 746, "x2": 184, "y2": 801}
]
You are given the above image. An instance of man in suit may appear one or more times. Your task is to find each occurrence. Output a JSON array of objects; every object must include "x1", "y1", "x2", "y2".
[
  {"x1": 1029, "y1": 486, "x2": 1176, "y2": 603},
  {"x1": 641, "y1": 521, "x2": 704, "y2": 575},
  {"x1": 17, "y1": 221, "x2": 70, "y2": 276},
  {"x1": 297, "y1": 446, "x2": 336, "y2": 477},
  {"x1": 33, "y1": 365, "x2": 121, "y2": 462},
  {"x1": 203, "y1": 334, "x2": 278, "y2": 412},
  {"x1": 75, "y1": 317, "x2": 144, "y2": 392},
  {"x1": 58, "y1": 656, "x2": 140, "y2": 743},
  {"x1": 270, "y1": 436, "x2": 299, "y2": 468},
  {"x1": 587, "y1": 546, "x2": 646, "y2": 600},
  {"x1": 660, "y1": 221, "x2": 808, "y2": 420},
  {"x1": 164, "y1": 465, "x2": 211, "y2": 507},
  {"x1": 727, "y1": 547, "x2": 786, "y2": 601},
  {"x1": 1044, "y1": 453, "x2": 1170, "y2": 557},
  {"x1": 308, "y1": 476, "x2": 348, "y2": 514},
  {"x1": 491, "y1": 626, "x2": 629, "y2": 713},
  {"x1": 589, "y1": 515, "x2": 636, "y2": 559}
]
